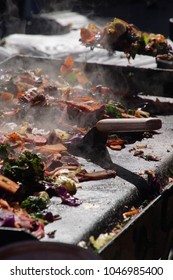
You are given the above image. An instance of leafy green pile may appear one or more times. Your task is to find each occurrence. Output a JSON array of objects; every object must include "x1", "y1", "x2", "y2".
[{"x1": 2, "y1": 150, "x2": 44, "y2": 186}]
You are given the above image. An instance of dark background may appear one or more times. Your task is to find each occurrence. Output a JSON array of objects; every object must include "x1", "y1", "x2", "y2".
[
  {"x1": 71, "y1": 0, "x2": 173, "y2": 37},
  {"x1": 0, "y1": 0, "x2": 173, "y2": 37}
]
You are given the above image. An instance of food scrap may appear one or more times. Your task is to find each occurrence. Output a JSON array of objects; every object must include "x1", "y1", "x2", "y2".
[
  {"x1": 130, "y1": 146, "x2": 160, "y2": 161},
  {"x1": 80, "y1": 17, "x2": 172, "y2": 60},
  {"x1": 89, "y1": 232, "x2": 115, "y2": 251},
  {"x1": 88, "y1": 206, "x2": 141, "y2": 251}
]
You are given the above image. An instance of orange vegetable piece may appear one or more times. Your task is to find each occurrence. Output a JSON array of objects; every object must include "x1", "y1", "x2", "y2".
[
  {"x1": 7, "y1": 132, "x2": 23, "y2": 142},
  {"x1": 73, "y1": 68, "x2": 89, "y2": 85},
  {"x1": 123, "y1": 208, "x2": 140, "y2": 219},
  {"x1": 0, "y1": 175, "x2": 20, "y2": 194},
  {"x1": 35, "y1": 143, "x2": 67, "y2": 153},
  {"x1": 107, "y1": 139, "x2": 125, "y2": 147},
  {"x1": 60, "y1": 55, "x2": 74, "y2": 75},
  {"x1": 0, "y1": 199, "x2": 11, "y2": 209},
  {"x1": 80, "y1": 28, "x2": 95, "y2": 44},
  {"x1": 0, "y1": 92, "x2": 13, "y2": 101}
]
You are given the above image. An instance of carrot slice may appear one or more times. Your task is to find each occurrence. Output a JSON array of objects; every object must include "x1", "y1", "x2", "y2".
[
  {"x1": 0, "y1": 175, "x2": 20, "y2": 194},
  {"x1": 60, "y1": 55, "x2": 74, "y2": 74},
  {"x1": 123, "y1": 209, "x2": 140, "y2": 219},
  {"x1": 0, "y1": 198, "x2": 11, "y2": 209},
  {"x1": 80, "y1": 28, "x2": 95, "y2": 44},
  {"x1": 0, "y1": 91, "x2": 13, "y2": 101},
  {"x1": 35, "y1": 143, "x2": 67, "y2": 153}
]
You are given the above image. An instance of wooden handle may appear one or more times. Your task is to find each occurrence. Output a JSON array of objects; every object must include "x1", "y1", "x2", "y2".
[{"x1": 96, "y1": 118, "x2": 162, "y2": 132}]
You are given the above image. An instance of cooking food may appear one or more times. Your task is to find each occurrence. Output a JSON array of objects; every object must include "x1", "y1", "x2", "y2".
[
  {"x1": 80, "y1": 18, "x2": 172, "y2": 60},
  {"x1": 156, "y1": 54, "x2": 173, "y2": 69},
  {"x1": 0, "y1": 55, "x2": 162, "y2": 239}
]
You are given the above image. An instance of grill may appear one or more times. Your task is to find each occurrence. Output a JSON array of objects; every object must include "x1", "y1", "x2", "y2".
[{"x1": 0, "y1": 55, "x2": 173, "y2": 259}]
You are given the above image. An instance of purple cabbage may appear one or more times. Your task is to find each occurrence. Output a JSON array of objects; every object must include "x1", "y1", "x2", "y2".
[
  {"x1": 43, "y1": 181, "x2": 81, "y2": 207},
  {"x1": 0, "y1": 210, "x2": 15, "y2": 227},
  {"x1": 42, "y1": 211, "x2": 54, "y2": 222},
  {"x1": 55, "y1": 185, "x2": 81, "y2": 206}
]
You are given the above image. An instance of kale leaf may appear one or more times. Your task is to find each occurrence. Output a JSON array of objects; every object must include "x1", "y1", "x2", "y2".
[{"x1": 2, "y1": 151, "x2": 44, "y2": 186}]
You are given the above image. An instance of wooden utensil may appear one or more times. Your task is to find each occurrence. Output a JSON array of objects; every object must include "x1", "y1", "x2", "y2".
[{"x1": 96, "y1": 117, "x2": 162, "y2": 133}]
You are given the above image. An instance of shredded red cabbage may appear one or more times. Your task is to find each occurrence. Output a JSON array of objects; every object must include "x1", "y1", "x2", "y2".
[
  {"x1": 0, "y1": 210, "x2": 15, "y2": 227},
  {"x1": 55, "y1": 185, "x2": 81, "y2": 206},
  {"x1": 43, "y1": 181, "x2": 81, "y2": 207}
]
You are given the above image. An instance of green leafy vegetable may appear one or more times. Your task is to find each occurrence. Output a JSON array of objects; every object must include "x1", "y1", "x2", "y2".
[
  {"x1": 21, "y1": 191, "x2": 50, "y2": 212},
  {"x1": 105, "y1": 101, "x2": 122, "y2": 118},
  {"x1": 2, "y1": 151, "x2": 44, "y2": 185},
  {"x1": 0, "y1": 143, "x2": 11, "y2": 160}
]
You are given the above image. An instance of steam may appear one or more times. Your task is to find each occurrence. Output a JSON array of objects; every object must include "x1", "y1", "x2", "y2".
[
  {"x1": 0, "y1": 2, "x2": 131, "y2": 134},
  {"x1": 0, "y1": 51, "x2": 133, "y2": 137}
]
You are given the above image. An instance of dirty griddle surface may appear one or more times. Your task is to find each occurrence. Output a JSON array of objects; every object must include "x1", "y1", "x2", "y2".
[
  {"x1": 42, "y1": 114, "x2": 173, "y2": 244},
  {"x1": 0, "y1": 56, "x2": 173, "y2": 246}
]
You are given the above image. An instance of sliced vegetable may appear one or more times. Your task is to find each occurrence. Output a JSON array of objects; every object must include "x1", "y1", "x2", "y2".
[
  {"x1": 0, "y1": 174, "x2": 20, "y2": 194},
  {"x1": 35, "y1": 143, "x2": 67, "y2": 153}
]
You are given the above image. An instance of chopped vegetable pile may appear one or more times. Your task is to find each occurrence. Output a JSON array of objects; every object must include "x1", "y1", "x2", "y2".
[{"x1": 80, "y1": 17, "x2": 172, "y2": 60}]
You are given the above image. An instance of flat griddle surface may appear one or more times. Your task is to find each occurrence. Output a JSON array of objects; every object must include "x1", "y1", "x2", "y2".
[
  {"x1": 42, "y1": 115, "x2": 173, "y2": 245},
  {"x1": 0, "y1": 56, "x2": 173, "y2": 250}
]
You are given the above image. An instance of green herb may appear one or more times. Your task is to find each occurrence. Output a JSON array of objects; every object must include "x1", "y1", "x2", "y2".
[
  {"x1": 105, "y1": 101, "x2": 122, "y2": 118},
  {"x1": 142, "y1": 33, "x2": 150, "y2": 45}
]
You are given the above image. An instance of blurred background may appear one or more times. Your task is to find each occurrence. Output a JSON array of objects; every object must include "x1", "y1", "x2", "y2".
[
  {"x1": 0, "y1": 0, "x2": 173, "y2": 63},
  {"x1": 0, "y1": 0, "x2": 173, "y2": 37}
]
